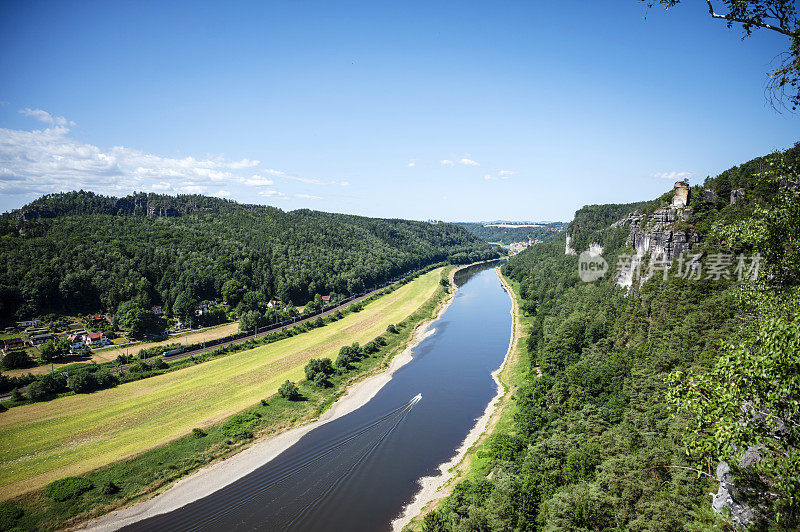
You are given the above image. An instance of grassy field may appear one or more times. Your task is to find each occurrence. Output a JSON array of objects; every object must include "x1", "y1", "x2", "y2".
[{"x1": 0, "y1": 268, "x2": 442, "y2": 501}]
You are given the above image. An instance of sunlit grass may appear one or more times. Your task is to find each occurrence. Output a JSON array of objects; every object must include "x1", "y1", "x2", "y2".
[{"x1": 0, "y1": 268, "x2": 442, "y2": 500}]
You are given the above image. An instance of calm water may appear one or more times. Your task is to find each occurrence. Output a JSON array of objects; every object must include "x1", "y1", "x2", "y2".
[{"x1": 125, "y1": 264, "x2": 511, "y2": 532}]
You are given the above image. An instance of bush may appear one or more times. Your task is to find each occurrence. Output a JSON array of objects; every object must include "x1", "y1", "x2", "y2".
[
  {"x1": 278, "y1": 380, "x2": 301, "y2": 401},
  {"x1": 220, "y1": 412, "x2": 259, "y2": 440},
  {"x1": 313, "y1": 371, "x2": 331, "y2": 388},
  {"x1": 45, "y1": 476, "x2": 94, "y2": 501},
  {"x1": 1, "y1": 350, "x2": 32, "y2": 370},
  {"x1": 100, "y1": 481, "x2": 120, "y2": 495},
  {"x1": 26, "y1": 380, "x2": 47, "y2": 401},
  {"x1": 304, "y1": 358, "x2": 334, "y2": 381},
  {"x1": 192, "y1": 428, "x2": 207, "y2": 438},
  {"x1": 0, "y1": 502, "x2": 23, "y2": 530},
  {"x1": 386, "y1": 324, "x2": 398, "y2": 334},
  {"x1": 150, "y1": 358, "x2": 168, "y2": 370},
  {"x1": 260, "y1": 398, "x2": 268, "y2": 406}
]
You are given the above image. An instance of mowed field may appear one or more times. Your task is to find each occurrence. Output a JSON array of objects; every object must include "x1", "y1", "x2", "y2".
[{"x1": 0, "y1": 269, "x2": 442, "y2": 500}]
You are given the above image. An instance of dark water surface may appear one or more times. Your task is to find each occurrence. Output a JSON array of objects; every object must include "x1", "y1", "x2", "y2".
[{"x1": 126, "y1": 264, "x2": 511, "y2": 532}]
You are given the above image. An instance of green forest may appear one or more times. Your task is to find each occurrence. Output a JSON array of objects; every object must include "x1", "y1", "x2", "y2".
[
  {"x1": 454, "y1": 222, "x2": 567, "y2": 245},
  {"x1": 425, "y1": 144, "x2": 800, "y2": 530},
  {"x1": 0, "y1": 192, "x2": 498, "y2": 324}
]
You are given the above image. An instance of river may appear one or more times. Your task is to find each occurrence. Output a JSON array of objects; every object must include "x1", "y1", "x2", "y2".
[{"x1": 123, "y1": 263, "x2": 512, "y2": 531}]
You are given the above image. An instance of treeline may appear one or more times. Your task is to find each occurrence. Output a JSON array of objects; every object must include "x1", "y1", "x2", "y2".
[
  {"x1": 453, "y1": 222, "x2": 566, "y2": 245},
  {"x1": 425, "y1": 145, "x2": 800, "y2": 530},
  {"x1": 0, "y1": 192, "x2": 498, "y2": 323}
]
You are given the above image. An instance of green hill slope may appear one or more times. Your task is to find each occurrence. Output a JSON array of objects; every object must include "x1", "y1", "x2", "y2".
[
  {"x1": 427, "y1": 143, "x2": 800, "y2": 530},
  {"x1": 0, "y1": 192, "x2": 497, "y2": 322}
]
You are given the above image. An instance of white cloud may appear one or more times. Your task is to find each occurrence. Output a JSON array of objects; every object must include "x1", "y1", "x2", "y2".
[
  {"x1": 0, "y1": 110, "x2": 278, "y2": 201},
  {"x1": 213, "y1": 189, "x2": 232, "y2": 198},
  {"x1": 459, "y1": 158, "x2": 479, "y2": 167},
  {"x1": 407, "y1": 159, "x2": 418, "y2": 168},
  {"x1": 245, "y1": 175, "x2": 275, "y2": 186},
  {"x1": 266, "y1": 168, "x2": 348, "y2": 186},
  {"x1": 652, "y1": 171, "x2": 694, "y2": 180},
  {"x1": 258, "y1": 189, "x2": 285, "y2": 197},
  {"x1": 295, "y1": 193, "x2": 322, "y2": 200},
  {"x1": 484, "y1": 171, "x2": 513, "y2": 181},
  {"x1": 440, "y1": 159, "x2": 455, "y2": 167}
]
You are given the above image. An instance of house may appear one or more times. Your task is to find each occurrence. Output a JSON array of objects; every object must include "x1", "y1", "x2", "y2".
[
  {"x1": 83, "y1": 332, "x2": 109, "y2": 346},
  {"x1": 2, "y1": 337, "x2": 25, "y2": 349},
  {"x1": 151, "y1": 306, "x2": 163, "y2": 316},
  {"x1": 197, "y1": 302, "x2": 210, "y2": 315},
  {"x1": 88, "y1": 314, "x2": 106, "y2": 324},
  {"x1": 16, "y1": 319, "x2": 41, "y2": 328},
  {"x1": 29, "y1": 333, "x2": 55, "y2": 345},
  {"x1": 67, "y1": 334, "x2": 84, "y2": 350},
  {"x1": 267, "y1": 300, "x2": 278, "y2": 309},
  {"x1": 321, "y1": 295, "x2": 331, "y2": 304}
]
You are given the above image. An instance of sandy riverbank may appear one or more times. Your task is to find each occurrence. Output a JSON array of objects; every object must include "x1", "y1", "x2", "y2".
[
  {"x1": 79, "y1": 274, "x2": 458, "y2": 532},
  {"x1": 390, "y1": 267, "x2": 519, "y2": 531}
]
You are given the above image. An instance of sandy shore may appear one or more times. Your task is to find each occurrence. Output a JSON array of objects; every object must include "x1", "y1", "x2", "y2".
[
  {"x1": 390, "y1": 268, "x2": 518, "y2": 531},
  {"x1": 79, "y1": 275, "x2": 457, "y2": 532}
]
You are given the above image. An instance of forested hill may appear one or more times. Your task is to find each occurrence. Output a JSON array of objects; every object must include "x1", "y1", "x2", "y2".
[
  {"x1": 0, "y1": 191, "x2": 498, "y2": 323},
  {"x1": 453, "y1": 222, "x2": 566, "y2": 244},
  {"x1": 429, "y1": 143, "x2": 800, "y2": 530}
]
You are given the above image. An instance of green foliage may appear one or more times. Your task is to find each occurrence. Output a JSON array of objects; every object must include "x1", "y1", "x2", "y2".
[
  {"x1": 192, "y1": 428, "x2": 207, "y2": 438},
  {"x1": 278, "y1": 380, "x2": 301, "y2": 401},
  {"x1": 0, "y1": 502, "x2": 23, "y2": 530},
  {"x1": 304, "y1": 357, "x2": 334, "y2": 385},
  {"x1": 386, "y1": 324, "x2": 398, "y2": 334},
  {"x1": 433, "y1": 147, "x2": 800, "y2": 530},
  {"x1": 1, "y1": 350, "x2": 32, "y2": 370},
  {"x1": 220, "y1": 412, "x2": 259, "y2": 440},
  {"x1": 0, "y1": 191, "x2": 497, "y2": 323},
  {"x1": 45, "y1": 476, "x2": 94, "y2": 501}
]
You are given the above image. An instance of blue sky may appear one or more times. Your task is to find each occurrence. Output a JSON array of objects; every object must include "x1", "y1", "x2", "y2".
[{"x1": 0, "y1": 0, "x2": 797, "y2": 221}]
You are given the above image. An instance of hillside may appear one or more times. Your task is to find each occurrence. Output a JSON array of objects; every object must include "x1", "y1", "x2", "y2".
[
  {"x1": 426, "y1": 143, "x2": 800, "y2": 530},
  {"x1": 0, "y1": 192, "x2": 498, "y2": 323},
  {"x1": 454, "y1": 221, "x2": 566, "y2": 245}
]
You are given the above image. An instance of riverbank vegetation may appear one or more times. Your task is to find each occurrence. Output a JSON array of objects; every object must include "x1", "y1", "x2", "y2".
[
  {"x1": 421, "y1": 145, "x2": 799, "y2": 530},
  {"x1": 0, "y1": 268, "x2": 449, "y2": 528}
]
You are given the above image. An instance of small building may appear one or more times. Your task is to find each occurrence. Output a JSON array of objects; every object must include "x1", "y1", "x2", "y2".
[
  {"x1": 83, "y1": 332, "x2": 109, "y2": 346},
  {"x1": 89, "y1": 314, "x2": 106, "y2": 324},
  {"x1": 321, "y1": 295, "x2": 331, "y2": 304},
  {"x1": 151, "y1": 306, "x2": 163, "y2": 316},
  {"x1": 2, "y1": 337, "x2": 25, "y2": 349},
  {"x1": 16, "y1": 319, "x2": 41, "y2": 328},
  {"x1": 267, "y1": 300, "x2": 278, "y2": 309},
  {"x1": 29, "y1": 333, "x2": 55, "y2": 345}
]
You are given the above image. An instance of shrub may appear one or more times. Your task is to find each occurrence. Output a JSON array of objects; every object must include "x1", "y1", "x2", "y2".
[
  {"x1": 150, "y1": 358, "x2": 168, "y2": 370},
  {"x1": 278, "y1": 380, "x2": 301, "y2": 401},
  {"x1": 1, "y1": 350, "x2": 31, "y2": 370},
  {"x1": 220, "y1": 412, "x2": 259, "y2": 440},
  {"x1": 26, "y1": 380, "x2": 47, "y2": 401},
  {"x1": 386, "y1": 324, "x2": 398, "y2": 334},
  {"x1": 304, "y1": 358, "x2": 334, "y2": 381},
  {"x1": 192, "y1": 428, "x2": 207, "y2": 438},
  {"x1": 313, "y1": 371, "x2": 330, "y2": 388},
  {"x1": 260, "y1": 399, "x2": 268, "y2": 406},
  {"x1": 100, "y1": 481, "x2": 120, "y2": 495},
  {"x1": 0, "y1": 502, "x2": 23, "y2": 530},
  {"x1": 45, "y1": 476, "x2": 94, "y2": 501}
]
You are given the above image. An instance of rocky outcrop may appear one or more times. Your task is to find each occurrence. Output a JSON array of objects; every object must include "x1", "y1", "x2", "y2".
[
  {"x1": 672, "y1": 181, "x2": 690, "y2": 208},
  {"x1": 731, "y1": 188, "x2": 746, "y2": 204},
  {"x1": 565, "y1": 235, "x2": 577, "y2": 255},
  {"x1": 612, "y1": 205, "x2": 698, "y2": 288}
]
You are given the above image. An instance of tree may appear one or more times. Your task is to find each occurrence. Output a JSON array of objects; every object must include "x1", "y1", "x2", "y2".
[
  {"x1": 278, "y1": 380, "x2": 301, "y2": 400},
  {"x1": 119, "y1": 306, "x2": 162, "y2": 336},
  {"x1": 39, "y1": 340, "x2": 58, "y2": 363},
  {"x1": 1, "y1": 350, "x2": 31, "y2": 370},
  {"x1": 222, "y1": 279, "x2": 245, "y2": 306},
  {"x1": 172, "y1": 292, "x2": 198, "y2": 328},
  {"x1": 644, "y1": 0, "x2": 800, "y2": 109}
]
